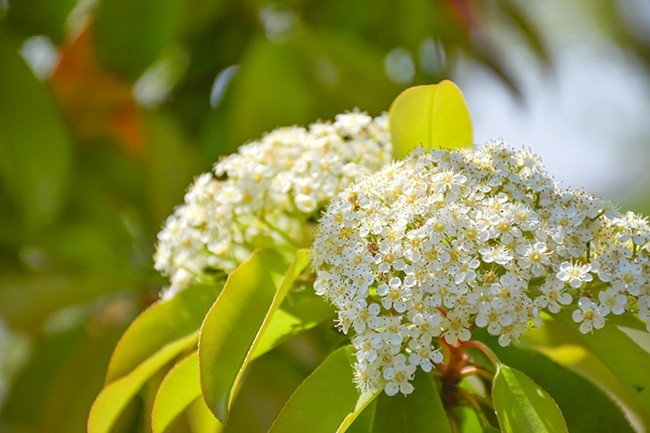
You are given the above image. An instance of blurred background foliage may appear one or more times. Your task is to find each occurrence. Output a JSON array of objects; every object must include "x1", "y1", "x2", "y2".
[{"x1": 1, "y1": 0, "x2": 650, "y2": 432}]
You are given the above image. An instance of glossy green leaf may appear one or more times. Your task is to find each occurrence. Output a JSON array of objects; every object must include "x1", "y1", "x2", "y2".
[
  {"x1": 88, "y1": 332, "x2": 198, "y2": 433},
  {"x1": 486, "y1": 344, "x2": 634, "y2": 433},
  {"x1": 107, "y1": 282, "x2": 220, "y2": 383},
  {"x1": 152, "y1": 282, "x2": 330, "y2": 430},
  {"x1": 0, "y1": 29, "x2": 72, "y2": 231},
  {"x1": 152, "y1": 352, "x2": 214, "y2": 433},
  {"x1": 269, "y1": 345, "x2": 380, "y2": 433},
  {"x1": 371, "y1": 371, "x2": 451, "y2": 433},
  {"x1": 94, "y1": 0, "x2": 183, "y2": 78},
  {"x1": 492, "y1": 365, "x2": 568, "y2": 433},
  {"x1": 554, "y1": 313, "x2": 650, "y2": 424},
  {"x1": 199, "y1": 249, "x2": 310, "y2": 423},
  {"x1": 250, "y1": 293, "x2": 334, "y2": 359},
  {"x1": 388, "y1": 80, "x2": 473, "y2": 159},
  {"x1": 522, "y1": 314, "x2": 648, "y2": 430},
  {"x1": 186, "y1": 397, "x2": 225, "y2": 433}
]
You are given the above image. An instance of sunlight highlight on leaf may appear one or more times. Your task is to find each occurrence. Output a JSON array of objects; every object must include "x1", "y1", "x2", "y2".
[{"x1": 388, "y1": 80, "x2": 473, "y2": 159}]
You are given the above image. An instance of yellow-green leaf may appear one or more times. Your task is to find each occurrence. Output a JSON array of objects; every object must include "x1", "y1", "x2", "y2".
[
  {"x1": 269, "y1": 346, "x2": 380, "y2": 433},
  {"x1": 107, "y1": 282, "x2": 219, "y2": 384},
  {"x1": 492, "y1": 365, "x2": 568, "y2": 433},
  {"x1": 152, "y1": 352, "x2": 212, "y2": 433},
  {"x1": 186, "y1": 397, "x2": 225, "y2": 433},
  {"x1": 388, "y1": 80, "x2": 473, "y2": 159},
  {"x1": 250, "y1": 294, "x2": 334, "y2": 359},
  {"x1": 199, "y1": 249, "x2": 311, "y2": 423},
  {"x1": 88, "y1": 332, "x2": 199, "y2": 433}
]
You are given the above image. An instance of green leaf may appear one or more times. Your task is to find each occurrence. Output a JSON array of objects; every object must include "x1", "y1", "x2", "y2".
[
  {"x1": 250, "y1": 293, "x2": 334, "y2": 359},
  {"x1": 492, "y1": 365, "x2": 568, "y2": 433},
  {"x1": 553, "y1": 313, "x2": 650, "y2": 425},
  {"x1": 186, "y1": 397, "x2": 225, "y2": 433},
  {"x1": 153, "y1": 270, "x2": 329, "y2": 430},
  {"x1": 94, "y1": 0, "x2": 183, "y2": 78},
  {"x1": 486, "y1": 344, "x2": 634, "y2": 433},
  {"x1": 152, "y1": 352, "x2": 215, "y2": 433},
  {"x1": 269, "y1": 345, "x2": 380, "y2": 433},
  {"x1": 388, "y1": 80, "x2": 473, "y2": 159},
  {"x1": 0, "y1": 29, "x2": 72, "y2": 231},
  {"x1": 88, "y1": 332, "x2": 199, "y2": 433},
  {"x1": 107, "y1": 282, "x2": 220, "y2": 383},
  {"x1": 371, "y1": 371, "x2": 451, "y2": 433},
  {"x1": 199, "y1": 249, "x2": 311, "y2": 423},
  {"x1": 522, "y1": 317, "x2": 648, "y2": 430}
]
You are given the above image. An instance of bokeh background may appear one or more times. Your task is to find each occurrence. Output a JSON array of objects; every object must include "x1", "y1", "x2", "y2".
[{"x1": 1, "y1": 0, "x2": 649, "y2": 432}]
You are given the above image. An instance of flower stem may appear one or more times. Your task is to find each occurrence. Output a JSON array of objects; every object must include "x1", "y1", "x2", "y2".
[
  {"x1": 459, "y1": 365, "x2": 494, "y2": 381},
  {"x1": 458, "y1": 388, "x2": 493, "y2": 430},
  {"x1": 459, "y1": 340, "x2": 500, "y2": 370}
]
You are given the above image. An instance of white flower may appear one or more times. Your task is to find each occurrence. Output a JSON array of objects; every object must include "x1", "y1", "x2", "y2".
[
  {"x1": 598, "y1": 287, "x2": 627, "y2": 316},
  {"x1": 155, "y1": 112, "x2": 391, "y2": 296},
  {"x1": 517, "y1": 242, "x2": 551, "y2": 277},
  {"x1": 535, "y1": 278, "x2": 572, "y2": 313},
  {"x1": 353, "y1": 360, "x2": 381, "y2": 393},
  {"x1": 407, "y1": 338, "x2": 443, "y2": 372},
  {"x1": 312, "y1": 140, "x2": 650, "y2": 395},
  {"x1": 572, "y1": 297, "x2": 606, "y2": 333},
  {"x1": 557, "y1": 261, "x2": 593, "y2": 288},
  {"x1": 480, "y1": 245, "x2": 513, "y2": 266},
  {"x1": 441, "y1": 310, "x2": 472, "y2": 344},
  {"x1": 383, "y1": 355, "x2": 417, "y2": 396},
  {"x1": 377, "y1": 277, "x2": 412, "y2": 313},
  {"x1": 432, "y1": 170, "x2": 467, "y2": 196}
]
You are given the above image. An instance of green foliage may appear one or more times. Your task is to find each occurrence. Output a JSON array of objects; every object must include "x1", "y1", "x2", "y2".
[
  {"x1": 152, "y1": 352, "x2": 205, "y2": 433},
  {"x1": 526, "y1": 313, "x2": 650, "y2": 427},
  {"x1": 492, "y1": 365, "x2": 568, "y2": 433},
  {"x1": 487, "y1": 343, "x2": 635, "y2": 433},
  {"x1": 269, "y1": 346, "x2": 379, "y2": 433},
  {"x1": 88, "y1": 283, "x2": 219, "y2": 433},
  {"x1": 371, "y1": 371, "x2": 451, "y2": 433},
  {"x1": 4, "y1": 0, "x2": 76, "y2": 42},
  {"x1": 107, "y1": 283, "x2": 219, "y2": 383},
  {"x1": 88, "y1": 332, "x2": 199, "y2": 433},
  {"x1": 249, "y1": 291, "x2": 334, "y2": 360},
  {"x1": 2, "y1": 1, "x2": 650, "y2": 432},
  {"x1": 198, "y1": 249, "x2": 309, "y2": 423},
  {"x1": 0, "y1": 29, "x2": 72, "y2": 232},
  {"x1": 388, "y1": 81, "x2": 473, "y2": 159},
  {"x1": 95, "y1": 0, "x2": 183, "y2": 78}
]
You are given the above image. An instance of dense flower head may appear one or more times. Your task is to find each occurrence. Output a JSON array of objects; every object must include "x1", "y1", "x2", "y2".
[
  {"x1": 312, "y1": 141, "x2": 650, "y2": 395},
  {"x1": 154, "y1": 112, "x2": 391, "y2": 298}
]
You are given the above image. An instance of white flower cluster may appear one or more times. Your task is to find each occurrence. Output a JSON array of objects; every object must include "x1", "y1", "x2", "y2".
[
  {"x1": 312, "y1": 141, "x2": 650, "y2": 396},
  {"x1": 154, "y1": 112, "x2": 391, "y2": 298}
]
